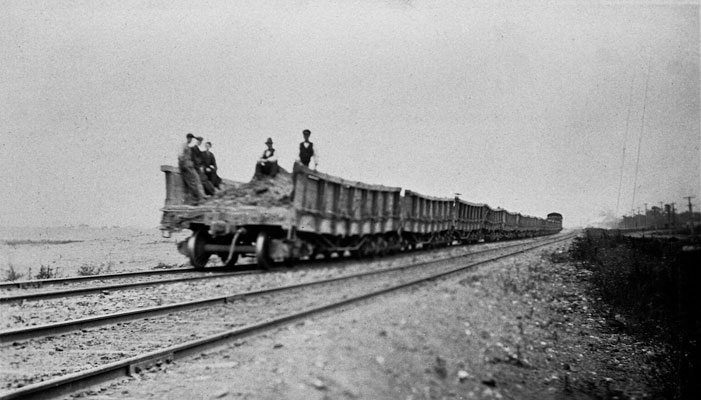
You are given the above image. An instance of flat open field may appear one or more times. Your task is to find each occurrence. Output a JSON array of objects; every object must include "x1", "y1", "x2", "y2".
[{"x1": 1, "y1": 227, "x2": 191, "y2": 280}]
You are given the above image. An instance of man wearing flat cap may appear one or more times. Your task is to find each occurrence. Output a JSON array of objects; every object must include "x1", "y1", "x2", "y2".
[
  {"x1": 178, "y1": 133, "x2": 206, "y2": 204},
  {"x1": 298, "y1": 129, "x2": 318, "y2": 169},
  {"x1": 255, "y1": 137, "x2": 279, "y2": 178}
]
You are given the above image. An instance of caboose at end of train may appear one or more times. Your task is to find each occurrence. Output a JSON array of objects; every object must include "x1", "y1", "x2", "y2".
[
  {"x1": 160, "y1": 162, "x2": 403, "y2": 269},
  {"x1": 546, "y1": 212, "x2": 564, "y2": 232}
]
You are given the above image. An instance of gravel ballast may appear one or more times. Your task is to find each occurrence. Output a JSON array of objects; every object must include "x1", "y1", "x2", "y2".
[
  {"x1": 71, "y1": 237, "x2": 655, "y2": 399},
  {"x1": 1, "y1": 239, "x2": 554, "y2": 392}
]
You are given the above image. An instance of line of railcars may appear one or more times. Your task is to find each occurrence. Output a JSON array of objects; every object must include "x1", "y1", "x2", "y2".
[{"x1": 160, "y1": 162, "x2": 563, "y2": 269}]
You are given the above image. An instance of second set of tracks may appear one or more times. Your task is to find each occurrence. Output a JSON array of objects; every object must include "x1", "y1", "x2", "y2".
[
  {"x1": 0, "y1": 232, "x2": 576, "y2": 400},
  {"x1": 1, "y1": 235, "x2": 565, "y2": 304}
]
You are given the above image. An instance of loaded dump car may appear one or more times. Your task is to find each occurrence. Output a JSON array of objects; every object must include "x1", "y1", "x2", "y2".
[{"x1": 160, "y1": 162, "x2": 562, "y2": 269}]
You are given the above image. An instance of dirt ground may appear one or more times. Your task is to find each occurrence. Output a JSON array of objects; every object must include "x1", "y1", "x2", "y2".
[{"x1": 66, "y1": 236, "x2": 657, "y2": 400}]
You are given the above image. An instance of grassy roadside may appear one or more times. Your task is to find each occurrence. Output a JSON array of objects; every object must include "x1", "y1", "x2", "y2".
[{"x1": 570, "y1": 229, "x2": 701, "y2": 399}]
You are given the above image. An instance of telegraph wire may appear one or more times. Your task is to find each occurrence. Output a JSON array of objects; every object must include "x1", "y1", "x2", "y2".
[
  {"x1": 631, "y1": 50, "x2": 653, "y2": 213},
  {"x1": 616, "y1": 74, "x2": 636, "y2": 217}
]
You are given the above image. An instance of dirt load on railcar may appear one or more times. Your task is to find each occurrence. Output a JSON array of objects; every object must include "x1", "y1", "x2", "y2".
[{"x1": 207, "y1": 168, "x2": 293, "y2": 208}]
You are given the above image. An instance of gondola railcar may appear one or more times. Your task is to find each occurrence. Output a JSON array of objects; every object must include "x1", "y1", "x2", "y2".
[
  {"x1": 401, "y1": 191, "x2": 454, "y2": 250},
  {"x1": 452, "y1": 199, "x2": 488, "y2": 243}
]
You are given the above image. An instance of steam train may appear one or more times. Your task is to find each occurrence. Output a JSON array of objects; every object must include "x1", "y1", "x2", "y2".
[{"x1": 160, "y1": 162, "x2": 563, "y2": 269}]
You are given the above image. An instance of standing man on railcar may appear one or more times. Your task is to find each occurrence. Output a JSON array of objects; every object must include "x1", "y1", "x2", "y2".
[
  {"x1": 178, "y1": 133, "x2": 206, "y2": 204},
  {"x1": 297, "y1": 129, "x2": 318, "y2": 169}
]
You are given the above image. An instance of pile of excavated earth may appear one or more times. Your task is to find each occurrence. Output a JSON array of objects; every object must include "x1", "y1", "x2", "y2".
[{"x1": 206, "y1": 166, "x2": 294, "y2": 208}]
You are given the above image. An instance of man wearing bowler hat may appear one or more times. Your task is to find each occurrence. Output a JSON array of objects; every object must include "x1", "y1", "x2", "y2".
[
  {"x1": 298, "y1": 129, "x2": 318, "y2": 169},
  {"x1": 255, "y1": 137, "x2": 279, "y2": 177}
]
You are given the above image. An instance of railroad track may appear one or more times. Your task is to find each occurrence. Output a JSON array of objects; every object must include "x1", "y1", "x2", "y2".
[
  {"x1": 1, "y1": 238, "x2": 558, "y2": 334},
  {"x1": 0, "y1": 236, "x2": 548, "y2": 304},
  {"x1": 0, "y1": 232, "x2": 575, "y2": 399},
  {"x1": 0, "y1": 269, "x2": 258, "y2": 303},
  {"x1": 0, "y1": 267, "x2": 213, "y2": 290},
  {"x1": 0, "y1": 234, "x2": 571, "y2": 341}
]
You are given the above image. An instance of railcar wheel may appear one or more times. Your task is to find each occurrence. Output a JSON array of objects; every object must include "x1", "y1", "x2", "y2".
[
  {"x1": 361, "y1": 240, "x2": 377, "y2": 258},
  {"x1": 386, "y1": 237, "x2": 399, "y2": 255},
  {"x1": 188, "y1": 229, "x2": 212, "y2": 270},
  {"x1": 376, "y1": 237, "x2": 388, "y2": 257},
  {"x1": 255, "y1": 232, "x2": 274, "y2": 270},
  {"x1": 309, "y1": 248, "x2": 320, "y2": 260}
]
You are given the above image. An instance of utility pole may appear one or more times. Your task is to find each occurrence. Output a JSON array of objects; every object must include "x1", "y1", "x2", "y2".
[
  {"x1": 684, "y1": 196, "x2": 695, "y2": 214},
  {"x1": 644, "y1": 203, "x2": 648, "y2": 229},
  {"x1": 684, "y1": 196, "x2": 695, "y2": 234},
  {"x1": 671, "y1": 202, "x2": 676, "y2": 228}
]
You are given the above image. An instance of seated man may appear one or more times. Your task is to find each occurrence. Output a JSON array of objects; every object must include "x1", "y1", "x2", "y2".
[
  {"x1": 193, "y1": 136, "x2": 215, "y2": 196},
  {"x1": 202, "y1": 141, "x2": 222, "y2": 191},
  {"x1": 255, "y1": 137, "x2": 279, "y2": 178}
]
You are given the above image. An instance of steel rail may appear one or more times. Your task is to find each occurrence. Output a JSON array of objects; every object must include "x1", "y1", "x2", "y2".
[
  {"x1": 0, "y1": 267, "x2": 203, "y2": 290},
  {"x1": 0, "y1": 233, "x2": 575, "y2": 344},
  {"x1": 0, "y1": 270, "x2": 259, "y2": 303},
  {"x1": 0, "y1": 234, "x2": 574, "y2": 400}
]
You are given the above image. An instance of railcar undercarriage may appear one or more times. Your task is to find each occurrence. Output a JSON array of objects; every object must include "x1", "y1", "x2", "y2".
[{"x1": 177, "y1": 224, "x2": 550, "y2": 270}]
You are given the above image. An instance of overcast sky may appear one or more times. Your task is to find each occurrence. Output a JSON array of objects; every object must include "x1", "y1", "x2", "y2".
[{"x1": 1, "y1": 0, "x2": 699, "y2": 228}]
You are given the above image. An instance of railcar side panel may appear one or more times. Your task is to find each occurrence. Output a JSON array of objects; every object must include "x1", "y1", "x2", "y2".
[
  {"x1": 485, "y1": 207, "x2": 504, "y2": 233},
  {"x1": 161, "y1": 166, "x2": 187, "y2": 207},
  {"x1": 291, "y1": 163, "x2": 401, "y2": 237},
  {"x1": 453, "y1": 199, "x2": 488, "y2": 240},
  {"x1": 504, "y1": 211, "x2": 519, "y2": 231},
  {"x1": 402, "y1": 190, "x2": 454, "y2": 234}
]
